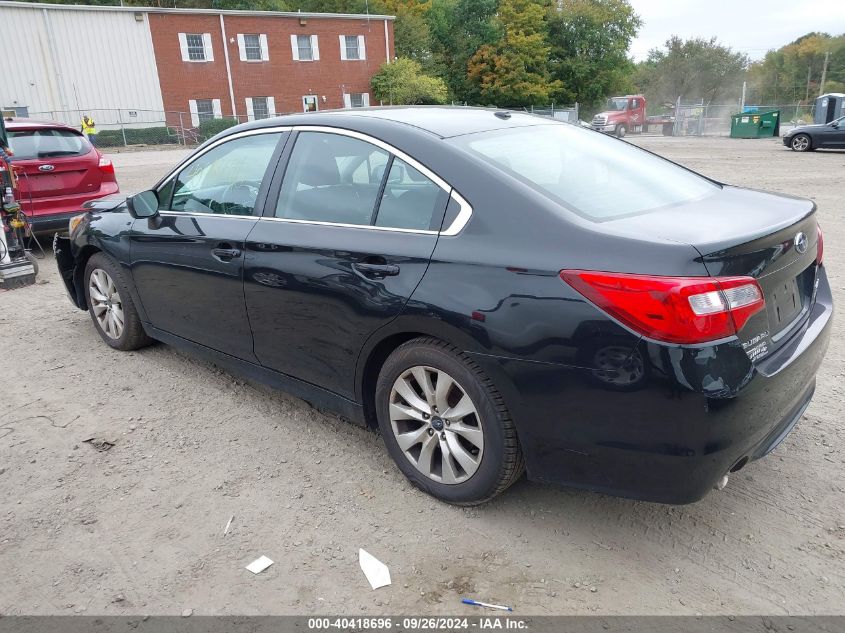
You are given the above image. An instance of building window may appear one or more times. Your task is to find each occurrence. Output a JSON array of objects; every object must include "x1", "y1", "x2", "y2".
[
  {"x1": 339, "y1": 35, "x2": 366, "y2": 61},
  {"x1": 343, "y1": 92, "x2": 370, "y2": 108},
  {"x1": 238, "y1": 33, "x2": 268, "y2": 61},
  {"x1": 195, "y1": 99, "x2": 215, "y2": 122},
  {"x1": 186, "y1": 34, "x2": 205, "y2": 60},
  {"x1": 189, "y1": 98, "x2": 221, "y2": 126},
  {"x1": 291, "y1": 34, "x2": 319, "y2": 61},
  {"x1": 244, "y1": 34, "x2": 261, "y2": 60},
  {"x1": 250, "y1": 97, "x2": 271, "y2": 120},
  {"x1": 179, "y1": 33, "x2": 213, "y2": 62},
  {"x1": 297, "y1": 34, "x2": 313, "y2": 60},
  {"x1": 303, "y1": 95, "x2": 318, "y2": 112}
]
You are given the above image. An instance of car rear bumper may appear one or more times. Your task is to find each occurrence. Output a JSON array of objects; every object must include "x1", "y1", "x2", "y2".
[
  {"x1": 30, "y1": 211, "x2": 80, "y2": 233},
  {"x1": 468, "y1": 268, "x2": 833, "y2": 504},
  {"x1": 23, "y1": 184, "x2": 119, "y2": 233}
]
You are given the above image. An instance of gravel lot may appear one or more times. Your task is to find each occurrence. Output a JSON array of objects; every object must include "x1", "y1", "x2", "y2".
[{"x1": 1, "y1": 135, "x2": 843, "y2": 616}]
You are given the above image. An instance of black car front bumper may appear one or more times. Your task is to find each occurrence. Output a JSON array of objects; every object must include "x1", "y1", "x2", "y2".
[{"x1": 53, "y1": 234, "x2": 85, "y2": 309}]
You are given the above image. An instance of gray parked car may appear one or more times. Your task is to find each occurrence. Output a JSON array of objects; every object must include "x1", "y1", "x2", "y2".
[{"x1": 783, "y1": 115, "x2": 845, "y2": 151}]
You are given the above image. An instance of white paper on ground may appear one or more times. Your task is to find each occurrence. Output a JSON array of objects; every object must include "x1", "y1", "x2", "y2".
[
  {"x1": 359, "y1": 548, "x2": 391, "y2": 590},
  {"x1": 245, "y1": 555, "x2": 274, "y2": 574}
]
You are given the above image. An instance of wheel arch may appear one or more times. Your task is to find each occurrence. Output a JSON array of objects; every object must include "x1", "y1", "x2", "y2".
[
  {"x1": 72, "y1": 244, "x2": 103, "y2": 309},
  {"x1": 355, "y1": 315, "x2": 523, "y2": 431}
]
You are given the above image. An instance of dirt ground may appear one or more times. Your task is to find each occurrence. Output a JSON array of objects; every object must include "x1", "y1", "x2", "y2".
[{"x1": 1, "y1": 135, "x2": 843, "y2": 617}]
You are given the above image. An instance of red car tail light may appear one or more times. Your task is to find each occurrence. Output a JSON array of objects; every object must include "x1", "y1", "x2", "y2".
[
  {"x1": 560, "y1": 270, "x2": 765, "y2": 344},
  {"x1": 98, "y1": 155, "x2": 115, "y2": 175},
  {"x1": 817, "y1": 222, "x2": 824, "y2": 265}
]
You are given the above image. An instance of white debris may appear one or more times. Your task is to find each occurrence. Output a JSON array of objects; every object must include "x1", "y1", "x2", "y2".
[
  {"x1": 245, "y1": 555, "x2": 274, "y2": 574},
  {"x1": 359, "y1": 548, "x2": 391, "y2": 590}
]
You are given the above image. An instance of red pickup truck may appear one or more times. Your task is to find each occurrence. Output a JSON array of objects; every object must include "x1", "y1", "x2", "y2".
[{"x1": 590, "y1": 95, "x2": 675, "y2": 137}]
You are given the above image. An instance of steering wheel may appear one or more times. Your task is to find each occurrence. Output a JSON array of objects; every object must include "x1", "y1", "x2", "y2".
[{"x1": 220, "y1": 180, "x2": 261, "y2": 214}]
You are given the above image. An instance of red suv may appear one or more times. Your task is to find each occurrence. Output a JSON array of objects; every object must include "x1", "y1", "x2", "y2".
[{"x1": 4, "y1": 118, "x2": 119, "y2": 232}]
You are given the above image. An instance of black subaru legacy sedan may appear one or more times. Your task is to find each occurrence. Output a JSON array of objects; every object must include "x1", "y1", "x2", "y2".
[{"x1": 54, "y1": 107, "x2": 832, "y2": 505}]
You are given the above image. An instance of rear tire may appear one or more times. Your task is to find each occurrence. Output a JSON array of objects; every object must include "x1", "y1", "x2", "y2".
[
  {"x1": 84, "y1": 252, "x2": 153, "y2": 351},
  {"x1": 790, "y1": 134, "x2": 812, "y2": 152},
  {"x1": 375, "y1": 337, "x2": 524, "y2": 505},
  {"x1": 616, "y1": 124, "x2": 627, "y2": 138}
]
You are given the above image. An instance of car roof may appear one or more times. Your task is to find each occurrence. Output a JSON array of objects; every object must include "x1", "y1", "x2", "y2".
[
  {"x1": 4, "y1": 117, "x2": 81, "y2": 132},
  {"x1": 240, "y1": 106, "x2": 555, "y2": 139}
]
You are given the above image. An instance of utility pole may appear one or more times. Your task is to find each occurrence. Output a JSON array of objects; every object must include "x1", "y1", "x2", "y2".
[
  {"x1": 819, "y1": 51, "x2": 830, "y2": 97},
  {"x1": 805, "y1": 65, "x2": 812, "y2": 103}
]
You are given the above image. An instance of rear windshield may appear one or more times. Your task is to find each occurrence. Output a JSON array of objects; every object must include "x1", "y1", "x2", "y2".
[
  {"x1": 448, "y1": 124, "x2": 718, "y2": 221},
  {"x1": 7, "y1": 128, "x2": 91, "y2": 160}
]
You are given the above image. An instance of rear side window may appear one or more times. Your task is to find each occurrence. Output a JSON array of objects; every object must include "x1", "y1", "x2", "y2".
[
  {"x1": 276, "y1": 132, "x2": 389, "y2": 226},
  {"x1": 449, "y1": 124, "x2": 717, "y2": 221},
  {"x1": 276, "y1": 131, "x2": 446, "y2": 230},
  {"x1": 7, "y1": 128, "x2": 90, "y2": 160},
  {"x1": 375, "y1": 158, "x2": 445, "y2": 230}
]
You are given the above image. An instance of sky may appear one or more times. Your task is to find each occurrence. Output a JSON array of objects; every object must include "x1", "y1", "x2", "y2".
[{"x1": 628, "y1": 0, "x2": 845, "y2": 61}]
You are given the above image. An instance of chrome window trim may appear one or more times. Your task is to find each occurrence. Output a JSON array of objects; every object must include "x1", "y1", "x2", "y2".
[
  {"x1": 158, "y1": 211, "x2": 258, "y2": 220},
  {"x1": 289, "y1": 125, "x2": 473, "y2": 236},
  {"x1": 259, "y1": 216, "x2": 437, "y2": 235},
  {"x1": 154, "y1": 124, "x2": 473, "y2": 235}
]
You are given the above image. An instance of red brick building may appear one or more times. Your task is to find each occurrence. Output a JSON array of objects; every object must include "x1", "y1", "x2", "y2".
[{"x1": 147, "y1": 8, "x2": 394, "y2": 127}]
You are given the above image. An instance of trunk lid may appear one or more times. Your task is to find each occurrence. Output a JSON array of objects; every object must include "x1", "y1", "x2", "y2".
[{"x1": 606, "y1": 186, "x2": 820, "y2": 358}]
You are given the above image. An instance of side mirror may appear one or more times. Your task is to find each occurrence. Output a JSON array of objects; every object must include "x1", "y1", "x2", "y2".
[{"x1": 126, "y1": 190, "x2": 159, "y2": 219}]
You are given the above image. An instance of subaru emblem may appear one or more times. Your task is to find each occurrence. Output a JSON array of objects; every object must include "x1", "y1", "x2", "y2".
[
  {"x1": 39, "y1": 164, "x2": 55, "y2": 172},
  {"x1": 794, "y1": 231, "x2": 808, "y2": 254}
]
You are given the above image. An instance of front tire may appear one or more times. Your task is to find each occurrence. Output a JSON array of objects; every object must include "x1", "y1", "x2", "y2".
[
  {"x1": 616, "y1": 124, "x2": 627, "y2": 138},
  {"x1": 375, "y1": 337, "x2": 524, "y2": 505},
  {"x1": 790, "y1": 134, "x2": 811, "y2": 152},
  {"x1": 84, "y1": 253, "x2": 152, "y2": 351}
]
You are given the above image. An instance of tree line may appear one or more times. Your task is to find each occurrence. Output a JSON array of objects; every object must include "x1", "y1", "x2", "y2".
[{"x1": 22, "y1": 0, "x2": 845, "y2": 112}]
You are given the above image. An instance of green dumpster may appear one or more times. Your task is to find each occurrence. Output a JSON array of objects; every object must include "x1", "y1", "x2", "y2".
[{"x1": 730, "y1": 109, "x2": 780, "y2": 138}]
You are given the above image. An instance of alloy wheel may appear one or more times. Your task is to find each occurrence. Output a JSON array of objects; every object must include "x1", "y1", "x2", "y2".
[
  {"x1": 791, "y1": 135, "x2": 810, "y2": 151},
  {"x1": 89, "y1": 268, "x2": 124, "y2": 340},
  {"x1": 388, "y1": 366, "x2": 484, "y2": 485}
]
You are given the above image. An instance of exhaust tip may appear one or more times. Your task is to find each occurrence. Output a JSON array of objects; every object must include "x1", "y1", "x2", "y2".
[{"x1": 714, "y1": 474, "x2": 729, "y2": 491}]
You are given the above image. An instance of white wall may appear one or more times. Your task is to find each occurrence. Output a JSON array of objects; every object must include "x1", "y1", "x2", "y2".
[{"x1": 0, "y1": 3, "x2": 165, "y2": 122}]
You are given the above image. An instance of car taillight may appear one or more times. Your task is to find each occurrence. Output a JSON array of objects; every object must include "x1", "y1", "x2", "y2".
[
  {"x1": 817, "y1": 223, "x2": 824, "y2": 265},
  {"x1": 98, "y1": 156, "x2": 114, "y2": 175},
  {"x1": 560, "y1": 270, "x2": 765, "y2": 344}
]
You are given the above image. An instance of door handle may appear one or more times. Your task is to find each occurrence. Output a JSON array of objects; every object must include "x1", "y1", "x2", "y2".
[
  {"x1": 212, "y1": 246, "x2": 242, "y2": 261},
  {"x1": 352, "y1": 262, "x2": 400, "y2": 278}
]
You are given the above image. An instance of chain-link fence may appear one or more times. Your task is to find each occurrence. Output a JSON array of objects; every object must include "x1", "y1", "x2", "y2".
[
  {"x1": 669, "y1": 102, "x2": 818, "y2": 137},
  {"x1": 522, "y1": 104, "x2": 580, "y2": 123},
  {"x1": 26, "y1": 109, "x2": 191, "y2": 148}
]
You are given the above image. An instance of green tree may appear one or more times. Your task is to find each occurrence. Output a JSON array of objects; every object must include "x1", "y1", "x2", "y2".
[
  {"x1": 745, "y1": 32, "x2": 845, "y2": 105},
  {"x1": 546, "y1": 0, "x2": 640, "y2": 109},
  {"x1": 467, "y1": 0, "x2": 560, "y2": 106},
  {"x1": 633, "y1": 36, "x2": 749, "y2": 106},
  {"x1": 370, "y1": 58, "x2": 448, "y2": 104},
  {"x1": 427, "y1": 0, "x2": 499, "y2": 102}
]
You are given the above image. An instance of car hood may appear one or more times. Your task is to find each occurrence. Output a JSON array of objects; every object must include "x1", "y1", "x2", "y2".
[
  {"x1": 785, "y1": 123, "x2": 826, "y2": 135},
  {"x1": 82, "y1": 195, "x2": 126, "y2": 213}
]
